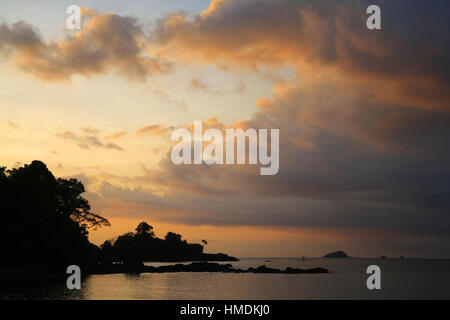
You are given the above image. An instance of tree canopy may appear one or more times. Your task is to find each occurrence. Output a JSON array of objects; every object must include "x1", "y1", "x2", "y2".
[
  {"x1": 0, "y1": 160, "x2": 110, "y2": 267},
  {"x1": 135, "y1": 221, "x2": 154, "y2": 236},
  {"x1": 99, "y1": 222, "x2": 206, "y2": 263}
]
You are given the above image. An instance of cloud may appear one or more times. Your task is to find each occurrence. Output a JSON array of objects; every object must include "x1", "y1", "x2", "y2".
[
  {"x1": 105, "y1": 131, "x2": 128, "y2": 141},
  {"x1": 3, "y1": 1, "x2": 450, "y2": 251},
  {"x1": 188, "y1": 78, "x2": 245, "y2": 95},
  {"x1": 234, "y1": 81, "x2": 246, "y2": 94},
  {"x1": 82, "y1": 127, "x2": 101, "y2": 136},
  {"x1": 136, "y1": 124, "x2": 174, "y2": 137},
  {"x1": 188, "y1": 78, "x2": 222, "y2": 95},
  {"x1": 81, "y1": 156, "x2": 450, "y2": 236},
  {"x1": 2, "y1": 0, "x2": 448, "y2": 103},
  {"x1": 152, "y1": 89, "x2": 188, "y2": 112},
  {"x1": 138, "y1": 1, "x2": 450, "y2": 237},
  {"x1": 112, "y1": 73, "x2": 450, "y2": 236},
  {"x1": 6, "y1": 121, "x2": 19, "y2": 129},
  {"x1": 0, "y1": 9, "x2": 172, "y2": 82},
  {"x1": 189, "y1": 78, "x2": 210, "y2": 91},
  {"x1": 56, "y1": 130, "x2": 124, "y2": 151},
  {"x1": 152, "y1": 0, "x2": 450, "y2": 110},
  {"x1": 40, "y1": 1, "x2": 450, "y2": 239}
]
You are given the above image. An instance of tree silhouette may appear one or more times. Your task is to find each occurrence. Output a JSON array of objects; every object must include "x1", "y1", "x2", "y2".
[
  {"x1": 56, "y1": 178, "x2": 110, "y2": 230},
  {"x1": 135, "y1": 221, "x2": 154, "y2": 237},
  {"x1": 165, "y1": 232, "x2": 182, "y2": 242},
  {"x1": 0, "y1": 160, "x2": 110, "y2": 267},
  {"x1": 97, "y1": 223, "x2": 216, "y2": 263}
]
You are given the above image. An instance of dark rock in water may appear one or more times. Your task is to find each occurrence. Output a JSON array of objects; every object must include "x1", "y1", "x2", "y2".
[
  {"x1": 140, "y1": 253, "x2": 238, "y2": 263},
  {"x1": 286, "y1": 267, "x2": 328, "y2": 274},
  {"x1": 89, "y1": 262, "x2": 329, "y2": 275},
  {"x1": 400, "y1": 256, "x2": 404, "y2": 259},
  {"x1": 323, "y1": 251, "x2": 348, "y2": 258},
  {"x1": 200, "y1": 253, "x2": 239, "y2": 262},
  {"x1": 380, "y1": 256, "x2": 387, "y2": 259}
]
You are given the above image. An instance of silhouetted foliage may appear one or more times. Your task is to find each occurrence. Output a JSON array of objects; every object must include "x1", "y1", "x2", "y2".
[
  {"x1": 0, "y1": 161, "x2": 235, "y2": 270},
  {"x1": 56, "y1": 177, "x2": 110, "y2": 230},
  {"x1": 165, "y1": 232, "x2": 182, "y2": 243},
  {"x1": 98, "y1": 222, "x2": 235, "y2": 264},
  {"x1": 135, "y1": 221, "x2": 154, "y2": 237},
  {"x1": 0, "y1": 160, "x2": 110, "y2": 267}
]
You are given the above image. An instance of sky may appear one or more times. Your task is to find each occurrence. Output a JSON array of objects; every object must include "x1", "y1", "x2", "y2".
[{"x1": 1, "y1": 0, "x2": 450, "y2": 258}]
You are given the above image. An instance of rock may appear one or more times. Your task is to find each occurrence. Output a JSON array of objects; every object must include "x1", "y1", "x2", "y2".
[
  {"x1": 89, "y1": 262, "x2": 329, "y2": 274},
  {"x1": 323, "y1": 251, "x2": 349, "y2": 258}
]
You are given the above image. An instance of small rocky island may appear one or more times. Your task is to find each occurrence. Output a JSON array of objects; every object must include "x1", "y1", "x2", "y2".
[
  {"x1": 89, "y1": 262, "x2": 329, "y2": 275},
  {"x1": 98, "y1": 222, "x2": 238, "y2": 263},
  {"x1": 323, "y1": 250, "x2": 349, "y2": 258}
]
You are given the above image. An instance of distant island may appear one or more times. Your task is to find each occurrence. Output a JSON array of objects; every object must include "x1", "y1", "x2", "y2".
[{"x1": 323, "y1": 250, "x2": 349, "y2": 258}]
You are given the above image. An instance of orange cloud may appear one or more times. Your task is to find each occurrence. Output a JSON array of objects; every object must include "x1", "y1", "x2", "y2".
[
  {"x1": 105, "y1": 131, "x2": 127, "y2": 141},
  {"x1": 189, "y1": 78, "x2": 209, "y2": 90},
  {"x1": 152, "y1": 0, "x2": 450, "y2": 111},
  {"x1": 0, "y1": 10, "x2": 172, "y2": 82},
  {"x1": 136, "y1": 124, "x2": 174, "y2": 137}
]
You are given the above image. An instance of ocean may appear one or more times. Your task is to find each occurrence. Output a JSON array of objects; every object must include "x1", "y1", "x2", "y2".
[{"x1": 1, "y1": 258, "x2": 450, "y2": 299}]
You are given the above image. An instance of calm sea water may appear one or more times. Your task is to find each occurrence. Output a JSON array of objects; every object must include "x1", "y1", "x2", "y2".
[{"x1": 1, "y1": 258, "x2": 450, "y2": 299}]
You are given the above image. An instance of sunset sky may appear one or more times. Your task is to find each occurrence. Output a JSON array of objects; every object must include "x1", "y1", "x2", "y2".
[{"x1": 1, "y1": 0, "x2": 449, "y2": 258}]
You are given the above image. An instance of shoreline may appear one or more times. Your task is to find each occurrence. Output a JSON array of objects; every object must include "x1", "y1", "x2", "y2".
[
  {"x1": 88, "y1": 262, "x2": 330, "y2": 275},
  {"x1": 0, "y1": 262, "x2": 329, "y2": 280}
]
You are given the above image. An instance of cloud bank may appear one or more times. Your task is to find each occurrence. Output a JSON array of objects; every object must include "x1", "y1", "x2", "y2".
[
  {"x1": 0, "y1": 9, "x2": 172, "y2": 82},
  {"x1": 3, "y1": 1, "x2": 450, "y2": 247}
]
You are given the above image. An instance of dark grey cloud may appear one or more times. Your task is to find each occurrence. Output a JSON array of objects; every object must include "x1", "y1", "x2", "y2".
[{"x1": 88, "y1": 76, "x2": 450, "y2": 236}]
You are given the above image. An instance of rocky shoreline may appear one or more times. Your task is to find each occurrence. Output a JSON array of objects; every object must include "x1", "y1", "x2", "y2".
[
  {"x1": 89, "y1": 262, "x2": 329, "y2": 274},
  {"x1": 0, "y1": 262, "x2": 329, "y2": 281}
]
